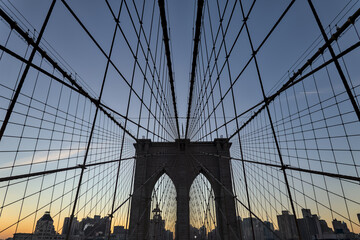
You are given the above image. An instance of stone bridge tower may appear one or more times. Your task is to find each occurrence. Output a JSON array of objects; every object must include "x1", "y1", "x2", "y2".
[{"x1": 129, "y1": 138, "x2": 239, "y2": 240}]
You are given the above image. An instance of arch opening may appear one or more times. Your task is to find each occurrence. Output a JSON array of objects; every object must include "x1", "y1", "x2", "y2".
[
  {"x1": 189, "y1": 173, "x2": 218, "y2": 239},
  {"x1": 148, "y1": 173, "x2": 176, "y2": 239}
]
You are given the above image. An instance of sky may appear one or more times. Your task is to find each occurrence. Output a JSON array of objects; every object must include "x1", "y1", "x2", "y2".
[
  {"x1": 2, "y1": 0, "x2": 357, "y2": 118},
  {"x1": 0, "y1": 0, "x2": 360, "y2": 238}
]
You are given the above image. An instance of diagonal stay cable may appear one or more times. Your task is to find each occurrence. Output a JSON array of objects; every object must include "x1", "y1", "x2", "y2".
[
  {"x1": 206, "y1": 46, "x2": 360, "y2": 142},
  {"x1": 188, "y1": 0, "x2": 256, "y2": 138},
  {"x1": 109, "y1": 163, "x2": 166, "y2": 217},
  {"x1": 197, "y1": 151, "x2": 360, "y2": 183},
  {"x1": 105, "y1": 0, "x2": 178, "y2": 138},
  {"x1": 0, "y1": 42, "x2": 165, "y2": 140},
  {"x1": 0, "y1": 0, "x2": 56, "y2": 143},
  {"x1": 185, "y1": 0, "x2": 204, "y2": 139},
  {"x1": 158, "y1": 0, "x2": 180, "y2": 138},
  {"x1": 220, "y1": 7, "x2": 360, "y2": 141},
  {"x1": 308, "y1": 0, "x2": 360, "y2": 121},
  {"x1": 60, "y1": 0, "x2": 175, "y2": 140},
  {"x1": 0, "y1": 9, "x2": 138, "y2": 140},
  {"x1": 186, "y1": 154, "x2": 223, "y2": 239},
  {"x1": 189, "y1": 153, "x2": 284, "y2": 240},
  {"x1": 226, "y1": 38, "x2": 360, "y2": 141},
  {"x1": 191, "y1": 1, "x2": 295, "y2": 140}
]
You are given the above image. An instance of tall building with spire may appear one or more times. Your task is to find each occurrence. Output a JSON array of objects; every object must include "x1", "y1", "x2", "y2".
[{"x1": 148, "y1": 204, "x2": 173, "y2": 240}]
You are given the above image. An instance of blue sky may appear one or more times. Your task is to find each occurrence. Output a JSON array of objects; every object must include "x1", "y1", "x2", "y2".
[{"x1": 3, "y1": 0, "x2": 357, "y2": 119}]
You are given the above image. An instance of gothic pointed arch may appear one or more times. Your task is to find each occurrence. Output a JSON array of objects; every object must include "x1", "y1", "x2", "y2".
[
  {"x1": 148, "y1": 173, "x2": 177, "y2": 239},
  {"x1": 189, "y1": 173, "x2": 219, "y2": 239}
]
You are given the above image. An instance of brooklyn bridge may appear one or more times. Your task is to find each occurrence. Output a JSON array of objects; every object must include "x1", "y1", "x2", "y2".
[{"x1": 0, "y1": 0, "x2": 360, "y2": 240}]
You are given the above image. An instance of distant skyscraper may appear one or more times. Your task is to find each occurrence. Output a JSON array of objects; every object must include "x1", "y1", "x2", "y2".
[
  {"x1": 263, "y1": 220, "x2": 275, "y2": 240},
  {"x1": 298, "y1": 208, "x2": 332, "y2": 240},
  {"x1": 112, "y1": 225, "x2": 127, "y2": 240},
  {"x1": 301, "y1": 209, "x2": 311, "y2": 218},
  {"x1": 94, "y1": 215, "x2": 101, "y2": 221},
  {"x1": 242, "y1": 217, "x2": 275, "y2": 240},
  {"x1": 332, "y1": 219, "x2": 350, "y2": 234},
  {"x1": 242, "y1": 217, "x2": 255, "y2": 240},
  {"x1": 199, "y1": 226, "x2": 207, "y2": 240},
  {"x1": 303, "y1": 209, "x2": 318, "y2": 237},
  {"x1": 207, "y1": 227, "x2": 218, "y2": 240},
  {"x1": 62, "y1": 217, "x2": 70, "y2": 235},
  {"x1": 113, "y1": 225, "x2": 126, "y2": 234},
  {"x1": 277, "y1": 211, "x2": 298, "y2": 240},
  {"x1": 319, "y1": 220, "x2": 332, "y2": 234},
  {"x1": 148, "y1": 204, "x2": 173, "y2": 240},
  {"x1": 61, "y1": 216, "x2": 79, "y2": 236},
  {"x1": 81, "y1": 215, "x2": 110, "y2": 237},
  {"x1": 165, "y1": 230, "x2": 174, "y2": 240},
  {"x1": 61, "y1": 215, "x2": 110, "y2": 239}
]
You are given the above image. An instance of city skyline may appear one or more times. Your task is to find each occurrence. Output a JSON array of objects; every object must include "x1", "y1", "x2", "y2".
[{"x1": 5, "y1": 206, "x2": 360, "y2": 240}]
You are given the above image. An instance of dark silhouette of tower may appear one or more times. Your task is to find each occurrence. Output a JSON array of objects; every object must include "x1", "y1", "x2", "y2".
[{"x1": 129, "y1": 138, "x2": 239, "y2": 240}]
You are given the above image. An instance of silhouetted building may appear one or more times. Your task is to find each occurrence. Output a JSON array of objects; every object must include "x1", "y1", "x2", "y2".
[
  {"x1": 237, "y1": 216, "x2": 243, "y2": 236},
  {"x1": 80, "y1": 215, "x2": 110, "y2": 238},
  {"x1": 61, "y1": 215, "x2": 110, "y2": 239},
  {"x1": 13, "y1": 233, "x2": 34, "y2": 240},
  {"x1": 277, "y1": 211, "x2": 298, "y2": 240},
  {"x1": 62, "y1": 216, "x2": 80, "y2": 236},
  {"x1": 263, "y1": 220, "x2": 276, "y2": 240},
  {"x1": 165, "y1": 230, "x2": 174, "y2": 240},
  {"x1": 332, "y1": 219, "x2": 350, "y2": 234},
  {"x1": 242, "y1": 217, "x2": 275, "y2": 240},
  {"x1": 298, "y1": 209, "x2": 332, "y2": 240},
  {"x1": 149, "y1": 217, "x2": 172, "y2": 240},
  {"x1": 111, "y1": 226, "x2": 127, "y2": 240},
  {"x1": 148, "y1": 204, "x2": 173, "y2": 240},
  {"x1": 207, "y1": 227, "x2": 218, "y2": 239},
  {"x1": 319, "y1": 219, "x2": 333, "y2": 234},
  {"x1": 113, "y1": 226, "x2": 125, "y2": 235},
  {"x1": 14, "y1": 212, "x2": 64, "y2": 240},
  {"x1": 35, "y1": 211, "x2": 56, "y2": 237},
  {"x1": 190, "y1": 225, "x2": 207, "y2": 240},
  {"x1": 275, "y1": 209, "x2": 360, "y2": 240},
  {"x1": 199, "y1": 225, "x2": 207, "y2": 240}
]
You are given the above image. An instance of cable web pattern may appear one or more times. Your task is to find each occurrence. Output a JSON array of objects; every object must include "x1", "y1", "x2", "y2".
[{"x1": 0, "y1": 0, "x2": 360, "y2": 239}]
